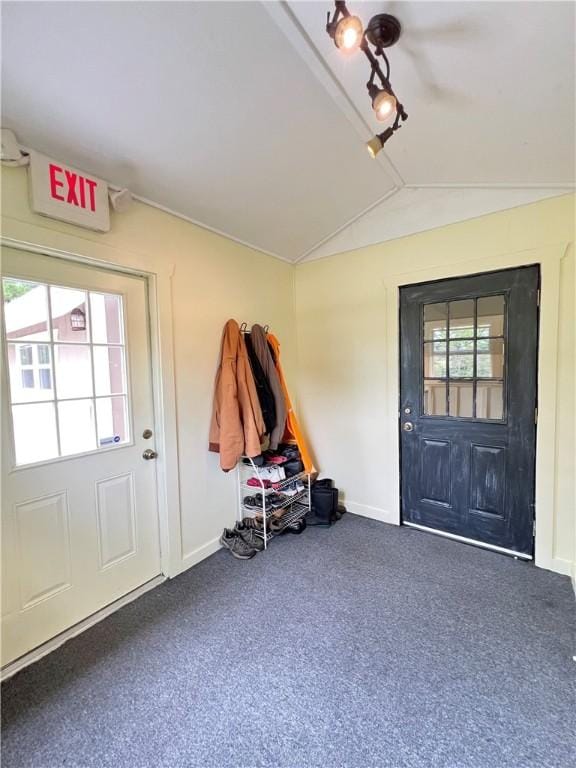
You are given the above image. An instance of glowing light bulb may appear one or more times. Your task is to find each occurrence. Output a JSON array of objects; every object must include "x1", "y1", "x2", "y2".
[
  {"x1": 335, "y1": 16, "x2": 363, "y2": 52},
  {"x1": 373, "y1": 90, "x2": 397, "y2": 122}
]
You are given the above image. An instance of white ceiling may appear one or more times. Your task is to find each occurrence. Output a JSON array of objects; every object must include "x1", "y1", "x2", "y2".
[{"x1": 2, "y1": 1, "x2": 574, "y2": 262}]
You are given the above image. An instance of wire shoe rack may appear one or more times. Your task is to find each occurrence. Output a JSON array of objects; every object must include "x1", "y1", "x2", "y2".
[{"x1": 237, "y1": 457, "x2": 311, "y2": 548}]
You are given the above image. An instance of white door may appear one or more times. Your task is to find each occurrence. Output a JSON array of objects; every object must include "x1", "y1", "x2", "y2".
[{"x1": 1, "y1": 247, "x2": 162, "y2": 667}]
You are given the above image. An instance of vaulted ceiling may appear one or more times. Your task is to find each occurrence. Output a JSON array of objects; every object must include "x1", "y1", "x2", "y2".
[{"x1": 2, "y1": 1, "x2": 574, "y2": 262}]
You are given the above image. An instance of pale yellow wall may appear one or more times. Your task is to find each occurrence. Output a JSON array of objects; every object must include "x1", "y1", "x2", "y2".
[
  {"x1": 294, "y1": 195, "x2": 576, "y2": 575},
  {"x1": 1, "y1": 166, "x2": 297, "y2": 571}
]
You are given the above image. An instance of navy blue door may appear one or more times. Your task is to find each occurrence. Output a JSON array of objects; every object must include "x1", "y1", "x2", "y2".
[{"x1": 400, "y1": 266, "x2": 539, "y2": 557}]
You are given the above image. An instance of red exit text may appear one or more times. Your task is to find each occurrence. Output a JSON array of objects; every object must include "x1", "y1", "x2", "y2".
[{"x1": 49, "y1": 164, "x2": 98, "y2": 212}]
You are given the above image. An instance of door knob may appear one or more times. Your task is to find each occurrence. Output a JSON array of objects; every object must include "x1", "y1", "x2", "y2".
[
  {"x1": 142, "y1": 449, "x2": 158, "y2": 460},
  {"x1": 403, "y1": 422, "x2": 414, "y2": 432}
]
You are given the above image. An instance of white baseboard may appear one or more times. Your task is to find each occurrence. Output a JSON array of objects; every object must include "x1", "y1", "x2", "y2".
[
  {"x1": 549, "y1": 557, "x2": 575, "y2": 577},
  {"x1": 345, "y1": 501, "x2": 398, "y2": 525},
  {"x1": 180, "y1": 536, "x2": 222, "y2": 572},
  {"x1": 1, "y1": 574, "x2": 166, "y2": 682}
]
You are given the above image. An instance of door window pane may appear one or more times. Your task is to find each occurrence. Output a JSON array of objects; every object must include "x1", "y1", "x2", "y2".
[
  {"x1": 90, "y1": 293, "x2": 123, "y2": 344},
  {"x1": 50, "y1": 286, "x2": 89, "y2": 343},
  {"x1": 8, "y1": 342, "x2": 54, "y2": 403},
  {"x1": 93, "y1": 346, "x2": 126, "y2": 396},
  {"x1": 424, "y1": 380, "x2": 447, "y2": 415},
  {"x1": 449, "y1": 300, "x2": 475, "y2": 338},
  {"x1": 477, "y1": 339, "x2": 504, "y2": 378},
  {"x1": 449, "y1": 340, "x2": 474, "y2": 378},
  {"x1": 477, "y1": 381, "x2": 504, "y2": 420},
  {"x1": 424, "y1": 342, "x2": 446, "y2": 377},
  {"x1": 54, "y1": 345, "x2": 93, "y2": 399},
  {"x1": 449, "y1": 382, "x2": 474, "y2": 417},
  {"x1": 96, "y1": 396, "x2": 129, "y2": 446},
  {"x1": 12, "y1": 403, "x2": 59, "y2": 464},
  {"x1": 3, "y1": 279, "x2": 50, "y2": 341},
  {"x1": 477, "y1": 295, "x2": 504, "y2": 337},
  {"x1": 58, "y1": 399, "x2": 97, "y2": 455},
  {"x1": 424, "y1": 303, "x2": 447, "y2": 340}
]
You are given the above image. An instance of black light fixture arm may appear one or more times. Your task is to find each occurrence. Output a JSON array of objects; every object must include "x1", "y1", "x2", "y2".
[
  {"x1": 325, "y1": 1, "x2": 408, "y2": 155},
  {"x1": 325, "y1": 0, "x2": 350, "y2": 35}
]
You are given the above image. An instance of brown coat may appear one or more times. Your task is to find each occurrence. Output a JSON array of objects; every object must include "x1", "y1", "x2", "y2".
[{"x1": 209, "y1": 319, "x2": 265, "y2": 471}]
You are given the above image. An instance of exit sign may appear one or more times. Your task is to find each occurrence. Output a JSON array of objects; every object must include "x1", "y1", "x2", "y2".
[{"x1": 28, "y1": 150, "x2": 110, "y2": 232}]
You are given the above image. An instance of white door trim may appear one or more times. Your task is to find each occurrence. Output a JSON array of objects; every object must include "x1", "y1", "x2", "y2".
[{"x1": 1, "y1": 236, "x2": 183, "y2": 579}]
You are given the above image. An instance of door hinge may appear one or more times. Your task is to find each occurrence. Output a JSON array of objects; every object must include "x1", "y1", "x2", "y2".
[
  {"x1": 534, "y1": 407, "x2": 538, "y2": 424},
  {"x1": 533, "y1": 519, "x2": 536, "y2": 537},
  {"x1": 537, "y1": 288, "x2": 541, "y2": 307}
]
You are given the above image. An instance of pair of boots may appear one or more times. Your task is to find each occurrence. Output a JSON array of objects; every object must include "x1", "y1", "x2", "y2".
[{"x1": 308, "y1": 478, "x2": 345, "y2": 526}]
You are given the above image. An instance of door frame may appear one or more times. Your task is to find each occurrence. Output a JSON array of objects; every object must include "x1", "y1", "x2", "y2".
[
  {"x1": 379, "y1": 243, "x2": 568, "y2": 574},
  {"x1": 1, "y1": 236, "x2": 183, "y2": 581},
  {"x1": 398, "y1": 265, "x2": 540, "y2": 559}
]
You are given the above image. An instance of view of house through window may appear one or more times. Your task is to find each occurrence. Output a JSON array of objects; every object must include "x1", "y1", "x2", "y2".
[
  {"x1": 3, "y1": 277, "x2": 130, "y2": 465},
  {"x1": 422, "y1": 296, "x2": 506, "y2": 419}
]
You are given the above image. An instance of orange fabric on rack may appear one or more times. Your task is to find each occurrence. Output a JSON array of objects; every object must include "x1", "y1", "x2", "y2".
[{"x1": 267, "y1": 333, "x2": 316, "y2": 474}]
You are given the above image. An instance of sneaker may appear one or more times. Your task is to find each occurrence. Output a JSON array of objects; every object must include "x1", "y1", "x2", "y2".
[
  {"x1": 234, "y1": 522, "x2": 265, "y2": 551},
  {"x1": 219, "y1": 528, "x2": 257, "y2": 559},
  {"x1": 282, "y1": 481, "x2": 305, "y2": 497},
  {"x1": 243, "y1": 493, "x2": 263, "y2": 509},
  {"x1": 247, "y1": 477, "x2": 272, "y2": 489}
]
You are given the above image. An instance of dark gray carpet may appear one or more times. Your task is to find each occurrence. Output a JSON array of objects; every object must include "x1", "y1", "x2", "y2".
[{"x1": 2, "y1": 515, "x2": 575, "y2": 768}]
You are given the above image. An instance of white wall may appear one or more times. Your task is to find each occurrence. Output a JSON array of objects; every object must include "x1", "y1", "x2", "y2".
[
  {"x1": 1, "y1": 166, "x2": 297, "y2": 575},
  {"x1": 294, "y1": 195, "x2": 576, "y2": 576}
]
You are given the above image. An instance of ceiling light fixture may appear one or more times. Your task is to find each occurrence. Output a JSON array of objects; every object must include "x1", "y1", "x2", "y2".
[
  {"x1": 334, "y1": 14, "x2": 363, "y2": 52},
  {"x1": 326, "y1": 1, "x2": 408, "y2": 156}
]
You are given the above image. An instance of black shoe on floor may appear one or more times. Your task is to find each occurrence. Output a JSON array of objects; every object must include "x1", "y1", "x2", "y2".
[{"x1": 219, "y1": 528, "x2": 258, "y2": 559}]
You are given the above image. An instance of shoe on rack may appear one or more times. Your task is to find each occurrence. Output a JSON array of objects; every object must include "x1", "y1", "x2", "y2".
[
  {"x1": 285, "y1": 518, "x2": 307, "y2": 534},
  {"x1": 278, "y1": 443, "x2": 301, "y2": 461},
  {"x1": 242, "y1": 516, "x2": 264, "y2": 530},
  {"x1": 269, "y1": 516, "x2": 286, "y2": 534},
  {"x1": 284, "y1": 459, "x2": 304, "y2": 478},
  {"x1": 282, "y1": 480, "x2": 305, "y2": 497},
  {"x1": 247, "y1": 477, "x2": 272, "y2": 489},
  {"x1": 243, "y1": 493, "x2": 263, "y2": 509},
  {"x1": 267, "y1": 492, "x2": 288, "y2": 509},
  {"x1": 234, "y1": 522, "x2": 265, "y2": 551},
  {"x1": 242, "y1": 455, "x2": 265, "y2": 467},
  {"x1": 220, "y1": 528, "x2": 258, "y2": 559}
]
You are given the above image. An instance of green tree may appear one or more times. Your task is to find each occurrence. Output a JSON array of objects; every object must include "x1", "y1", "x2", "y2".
[{"x1": 3, "y1": 280, "x2": 35, "y2": 303}]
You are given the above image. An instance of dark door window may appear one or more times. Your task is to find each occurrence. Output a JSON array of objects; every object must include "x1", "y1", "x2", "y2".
[
  {"x1": 422, "y1": 295, "x2": 506, "y2": 420},
  {"x1": 400, "y1": 266, "x2": 539, "y2": 557}
]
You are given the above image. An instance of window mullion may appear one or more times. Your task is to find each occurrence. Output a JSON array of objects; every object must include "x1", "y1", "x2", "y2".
[
  {"x1": 86, "y1": 293, "x2": 99, "y2": 449},
  {"x1": 45, "y1": 284, "x2": 62, "y2": 457}
]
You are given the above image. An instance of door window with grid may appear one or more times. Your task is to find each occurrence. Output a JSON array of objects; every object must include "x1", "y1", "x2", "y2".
[
  {"x1": 422, "y1": 295, "x2": 506, "y2": 420},
  {"x1": 3, "y1": 278, "x2": 130, "y2": 466}
]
